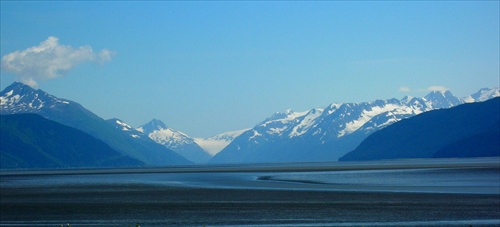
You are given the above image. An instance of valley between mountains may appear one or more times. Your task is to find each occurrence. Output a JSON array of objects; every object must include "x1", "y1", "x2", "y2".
[{"x1": 1, "y1": 82, "x2": 498, "y2": 169}]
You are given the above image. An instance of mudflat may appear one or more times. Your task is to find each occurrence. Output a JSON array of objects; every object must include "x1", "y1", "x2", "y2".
[{"x1": 1, "y1": 183, "x2": 499, "y2": 226}]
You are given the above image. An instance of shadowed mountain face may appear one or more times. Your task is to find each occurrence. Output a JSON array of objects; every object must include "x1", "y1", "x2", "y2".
[
  {"x1": 340, "y1": 98, "x2": 500, "y2": 161},
  {"x1": 1, "y1": 114, "x2": 143, "y2": 169},
  {"x1": 0, "y1": 82, "x2": 191, "y2": 166}
]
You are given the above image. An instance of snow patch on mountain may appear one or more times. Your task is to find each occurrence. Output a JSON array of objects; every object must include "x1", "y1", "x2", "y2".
[
  {"x1": 148, "y1": 127, "x2": 191, "y2": 149},
  {"x1": 106, "y1": 118, "x2": 144, "y2": 139},
  {"x1": 339, "y1": 103, "x2": 400, "y2": 137},
  {"x1": 0, "y1": 92, "x2": 21, "y2": 106},
  {"x1": 115, "y1": 119, "x2": 134, "y2": 131},
  {"x1": 249, "y1": 130, "x2": 262, "y2": 141},
  {"x1": 289, "y1": 108, "x2": 324, "y2": 137}
]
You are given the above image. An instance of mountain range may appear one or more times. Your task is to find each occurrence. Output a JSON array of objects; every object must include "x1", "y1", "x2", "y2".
[
  {"x1": 1, "y1": 82, "x2": 499, "y2": 167},
  {"x1": 209, "y1": 89, "x2": 499, "y2": 164}
]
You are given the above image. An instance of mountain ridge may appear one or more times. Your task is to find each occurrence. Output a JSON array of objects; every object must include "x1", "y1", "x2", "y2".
[{"x1": 0, "y1": 82, "x2": 191, "y2": 166}]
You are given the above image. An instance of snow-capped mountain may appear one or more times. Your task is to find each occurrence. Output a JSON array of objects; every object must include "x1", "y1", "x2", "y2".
[
  {"x1": 424, "y1": 90, "x2": 463, "y2": 109},
  {"x1": 138, "y1": 119, "x2": 211, "y2": 163},
  {"x1": 0, "y1": 82, "x2": 191, "y2": 166},
  {"x1": 1, "y1": 82, "x2": 75, "y2": 114},
  {"x1": 463, "y1": 88, "x2": 500, "y2": 103},
  {"x1": 210, "y1": 88, "x2": 499, "y2": 164},
  {"x1": 194, "y1": 129, "x2": 250, "y2": 156}
]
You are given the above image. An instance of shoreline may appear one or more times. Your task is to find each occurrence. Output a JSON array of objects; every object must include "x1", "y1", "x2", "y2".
[{"x1": 1, "y1": 157, "x2": 499, "y2": 176}]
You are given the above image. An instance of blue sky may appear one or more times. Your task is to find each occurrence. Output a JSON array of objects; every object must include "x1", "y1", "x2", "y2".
[{"x1": 1, "y1": 1, "x2": 499, "y2": 138}]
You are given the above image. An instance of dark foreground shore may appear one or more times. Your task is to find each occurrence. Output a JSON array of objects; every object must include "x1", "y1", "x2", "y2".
[{"x1": 1, "y1": 183, "x2": 499, "y2": 226}]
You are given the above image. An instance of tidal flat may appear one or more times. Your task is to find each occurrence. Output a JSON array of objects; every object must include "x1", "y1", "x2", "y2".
[{"x1": 1, "y1": 158, "x2": 499, "y2": 226}]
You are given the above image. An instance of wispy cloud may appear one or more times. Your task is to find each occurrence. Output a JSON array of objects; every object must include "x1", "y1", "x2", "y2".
[
  {"x1": 399, "y1": 86, "x2": 411, "y2": 92},
  {"x1": 426, "y1": 85, "x2": 448, "y2": 92},
  {"x1": 399, "y1": 85, "x2": 449, "y2": 93},
  {"x1": 1, "y1": 36, "x2": 114, "y2": 88}
]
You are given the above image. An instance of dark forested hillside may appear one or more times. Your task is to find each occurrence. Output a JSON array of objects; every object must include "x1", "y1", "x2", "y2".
[{"x1": 0, "y1": 114, "x2": 143, "y2": 169}]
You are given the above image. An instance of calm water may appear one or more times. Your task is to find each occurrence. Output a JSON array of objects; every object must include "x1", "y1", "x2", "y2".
[{"x1": 1, "y1": 158, "x2": 500, "y2": 226}]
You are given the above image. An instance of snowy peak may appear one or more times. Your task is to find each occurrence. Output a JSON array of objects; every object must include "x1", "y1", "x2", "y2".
[
  {"x1": 138, "y1": 120, "x2": 192, "y2": 148},
  {"x1": 0, "y1": 82, "x2": 72, "y2": 114},
  {"x1": 138, "y1": 119, "x2": 168, "y2": 134},
  {"x1": 137, "y1": 119, "x2": 211, "y2": 163},
  {"x1": 138, "y1": 119, "x2": 211, "y2": 163},
  {"x1": 424, "y1": 90, "x2": 463, "y2": 109}
]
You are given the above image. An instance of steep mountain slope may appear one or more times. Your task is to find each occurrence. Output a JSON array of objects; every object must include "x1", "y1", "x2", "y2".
[
  {"x1": 1, "y1": 114, "x2": 143, "y2": 169},
  {"x1": 0, "y1": 82, "x2": 191, "y2": 166},
  {"x1": 138, "y1": 119, "x2": 211, "y2": 163},
  {"x1": 210, "y1": 88, "x2": 499, "y2": 164},
  {"x1": 340, "y1": 98, "x2": 500, "y2": 161},
  {"x1": 432, "y1": 129, "x2": 500, "y2": 158}
]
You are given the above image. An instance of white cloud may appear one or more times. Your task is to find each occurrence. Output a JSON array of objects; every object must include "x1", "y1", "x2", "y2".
[
  {"x1": 427, "y1": 86, "x2": 448, "y2": 92},
  {"x1": 399, "y1": 86, "x2": 411, "y2": 92},
  {"x1": 399, "y1": 85, "x2": 449, "y2": 93},
  {"x1": 1, "y1": 36, "x2": 114, "y2": 87}
]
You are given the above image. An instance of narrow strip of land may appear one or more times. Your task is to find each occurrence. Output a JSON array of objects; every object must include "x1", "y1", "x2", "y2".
[{"x1": 1, "y1": 157, "x2": 499, "y2": 176}]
